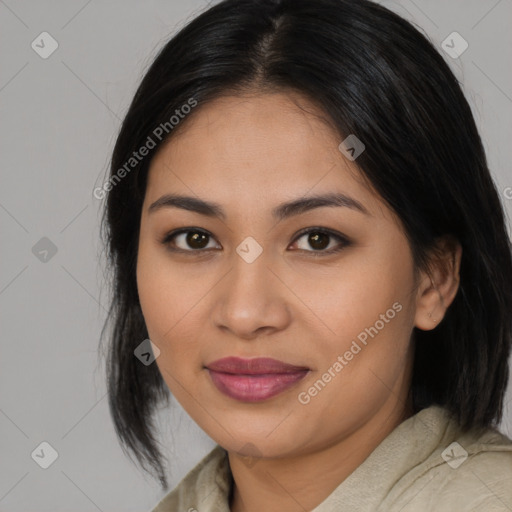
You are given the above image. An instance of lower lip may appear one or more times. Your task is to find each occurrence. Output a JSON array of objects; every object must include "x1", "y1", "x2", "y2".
[{"x1": 208, "y1": 370, "x2": 309, "y2": 402}]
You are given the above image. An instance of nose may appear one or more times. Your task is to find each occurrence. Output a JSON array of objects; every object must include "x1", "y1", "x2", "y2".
[{"x1": 211, "y1": 249, "x2": 292, "y2": 341}]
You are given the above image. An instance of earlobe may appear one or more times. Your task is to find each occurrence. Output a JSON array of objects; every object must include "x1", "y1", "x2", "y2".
[{"x1": 414, "y1": 237, "x2": 462, "y2": 331}]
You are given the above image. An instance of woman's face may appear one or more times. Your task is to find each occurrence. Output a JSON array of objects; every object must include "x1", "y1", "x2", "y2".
[{"x1": 137, "y1": 91, "x2": 422, "y2": 459}]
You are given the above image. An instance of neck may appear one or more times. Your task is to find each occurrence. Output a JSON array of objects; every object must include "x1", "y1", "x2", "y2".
[{"x1": 228, "y1": 396, "x2": 413, "y2": 512}]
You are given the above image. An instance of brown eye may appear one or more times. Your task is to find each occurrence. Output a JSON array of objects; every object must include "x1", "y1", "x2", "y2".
[
  {"x1": 185, "y1": 231, "x2": 210, "y2": 249},
  {"x1": 291, "y1": 228, "x2": 350, "y2": 255},
  {"x1": 161, "y1": 229, "x2": 220, "y2": 252},
  {"x1": 307, "y1": 232, "x2": 330, "y2": 250}
]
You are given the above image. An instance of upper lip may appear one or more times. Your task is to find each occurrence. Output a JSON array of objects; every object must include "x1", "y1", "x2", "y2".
[{"x1": 206, "y1": 357, "x2": 309, "y2": 374}]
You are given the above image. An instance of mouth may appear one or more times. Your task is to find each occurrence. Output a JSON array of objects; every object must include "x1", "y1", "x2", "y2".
[{"x1": 205, "y1": 357, "x2": 310, "y2": 402}]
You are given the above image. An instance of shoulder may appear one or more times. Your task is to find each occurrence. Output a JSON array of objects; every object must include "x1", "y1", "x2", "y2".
[
  {"x1": 149, "y1": 445, "x2": 231, "y2": 512},
  {"x1": 431, "y1": 428, "x2": 512, "y2": 511},
  {"x1": 383, "y1": 418, "x2": 512, "y2": 512}
]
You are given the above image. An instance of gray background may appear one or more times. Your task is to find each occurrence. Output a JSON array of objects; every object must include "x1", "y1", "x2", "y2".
[{"x1": 1, "y1": 0, "x2": 511, "y2": 510}]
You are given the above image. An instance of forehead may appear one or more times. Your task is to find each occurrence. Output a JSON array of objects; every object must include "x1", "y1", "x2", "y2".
[{"x1": 145, "y1": 92, "x2": 387, "y2": 219}]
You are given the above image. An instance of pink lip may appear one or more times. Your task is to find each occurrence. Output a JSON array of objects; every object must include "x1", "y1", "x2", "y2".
[{"x1": 206, "y1": 357, "x2": 310, "y2": 402}]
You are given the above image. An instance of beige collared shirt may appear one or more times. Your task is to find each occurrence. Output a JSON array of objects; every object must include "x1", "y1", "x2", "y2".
[{"x1": 150, "y1": 406, "x2": 512, "y2": 511}]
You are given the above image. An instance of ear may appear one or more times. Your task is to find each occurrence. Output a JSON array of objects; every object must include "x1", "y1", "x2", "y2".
[{"x1": 414, "y1": 236, "x2": 462, "y2": 331}]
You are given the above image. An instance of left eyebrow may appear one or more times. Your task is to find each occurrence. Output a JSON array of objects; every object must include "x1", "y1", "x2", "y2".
[
  {"x1": 147, "y1": 192, "x2": 370, "y2": 220},
  {"x1": 272, "y1": 192, "x2": 370, "y2": 221}
]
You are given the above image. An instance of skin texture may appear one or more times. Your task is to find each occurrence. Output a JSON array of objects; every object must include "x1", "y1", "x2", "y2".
[{"x1": 136, "y1": 91, "x2": 462, "y2": 512}]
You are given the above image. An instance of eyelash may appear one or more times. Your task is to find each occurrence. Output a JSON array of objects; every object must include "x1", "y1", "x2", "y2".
[{"x1": 160, "y1": 226, "x2": 351, "y2": 257}]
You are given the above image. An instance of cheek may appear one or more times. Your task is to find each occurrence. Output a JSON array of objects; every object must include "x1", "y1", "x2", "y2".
[
  {"x1": 292, "y1": 249, "x2": 412, "y2": 345},
  {"x1": 136, "y1": 243, "x2": 197, "y2": 350},
  {"x1": 136, "y1": 240, "x2": 222, "y2": 390},
  {"x1": 296, "y1": 246, "x2": 415, "y2": 390},
  {"x1": 296, "y1": 283, "x2": 413, "y2": 428}
]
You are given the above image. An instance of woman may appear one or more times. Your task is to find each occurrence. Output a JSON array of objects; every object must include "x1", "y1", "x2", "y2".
[{"x1": 99, "y1": 0, "x2": 512, "y2": 510}]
